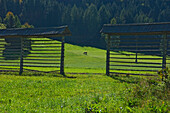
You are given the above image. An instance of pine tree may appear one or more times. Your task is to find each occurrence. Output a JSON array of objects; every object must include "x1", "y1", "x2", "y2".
[
  {"x1": 4, "y1": 12, "x2": 16, "y2": 28},
  {"x1": 83, "y1": 4, "x2": 100, "y2": 35},
  {"x1": 98, "y1": 4, "x2": 111, "y2": 25}
]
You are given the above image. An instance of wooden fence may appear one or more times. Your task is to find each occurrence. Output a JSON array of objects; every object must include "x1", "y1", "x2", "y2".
[
  {"x1": 101, "y1": 23, "x2": 170, "y2": 76},
  {"x1": 0, "y1": 37, "x2": 65, "y2": 75},
  {"x1": 106, "y1": 34, "x2": 170, "y2": 76}
]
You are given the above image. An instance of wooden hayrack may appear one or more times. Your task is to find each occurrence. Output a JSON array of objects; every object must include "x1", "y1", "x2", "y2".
[
  {"x1": 0, "y1": 26, "x2": 71, "y2": 75},
  {"x1": 101, "y1": 22, "x2": 170, "y2": 76}
]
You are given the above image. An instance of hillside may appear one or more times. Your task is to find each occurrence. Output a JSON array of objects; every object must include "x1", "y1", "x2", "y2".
[{"x1": 0, "y1": 0, "x2": 169, "y2": 48}]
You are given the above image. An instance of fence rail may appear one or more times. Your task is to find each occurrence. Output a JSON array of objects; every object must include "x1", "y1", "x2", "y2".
[
  {"x1": 0, "y1": 37, "x2": 65, "y2": 75},
  {"x1": 106, "y1": 34, "x2": 170, "y2": 76}
]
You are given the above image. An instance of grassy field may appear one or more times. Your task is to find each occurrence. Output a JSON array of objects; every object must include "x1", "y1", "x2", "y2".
[
  {"x1": 1, "y1": 38, "x2": 170, "y2": 75},
  {"x1": 0, "y1": 38, "x2": 169, "y2": 112},
  {"x1": 0, "y1": 74, "x2": 169, "y2": 112}
]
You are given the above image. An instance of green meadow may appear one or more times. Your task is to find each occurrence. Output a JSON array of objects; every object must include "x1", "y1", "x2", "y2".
[{"x1": 0, "y1": 38, "x2": 169, "y2": 112}]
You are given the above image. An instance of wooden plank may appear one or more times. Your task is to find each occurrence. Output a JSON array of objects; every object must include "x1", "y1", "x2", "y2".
[
  {"x1": 30, "y1": 49, "x2": 61, "y2": 51},
  {"x1": 31, "y1": 43, "x2": 61, "y2": 45},
  {"x1": 31, "y1": 40, "x2": 58, "y2": 41},
  {"x1": 23, "y1": 56, "x2": 61, "y2": 58},
  {"x1": 119, "y1": 41, "x2": 160, "y2": 44},
  {"x1": 24, "y1": 59, "x2": 60, "y2": 61},
  {"x1": 109, "y1": 72, "x2": 157, "y2": 76},
  {"x1": 24, "y1": 46, "x2": 62, "y2": 48},
  {"x1": 106, "y1": 35, "x2": 111, "y2": 76},
  {"x1": 19, "y1": 38, "x2": 23, "y2": 75},
  {"x1": 110, "y1": 53, "x2": 163, "y2": 56},
  {"x1": 110, "y1": 60, "x2": 162, "y2": 65},
  {"x1": 0, "y1": 65, "x2": 19, "y2": 66},
  {"x1": 23, "y1": 68, "x2": 60, "y2": 73},
  {"x1": 162, "y1": 34, "x2": 167, "y2": 70},
  {"x1": 0, "y1": 67, "x2": 19, "y2": 69},
  {"x1": 24, "y1": 62, "x2": 60, "y2": 65},
  {"x1": 113, "y1": 45, "x2": 160, "y2": 48},
  {"x1": 110, "y1": 68, "x2": 158, "y2": 72},
  {"x1": 110, "y1": 49, "x2": 161, "y2": 52},
  {"x1": 0, "y1": 61, "x2": 20, "y2": 63},
  {"x1": 60, "y1": 36, "x2": 65, "y2": 75},
  {"x1": 24, "y1": 53, "x2": 61, "y2": 55},
  {"x1": 23, "y1": 65, "x2": 60, "y2": 67},
  {"x1": 110, "y1": 64, "x2": 162, "y2": 68},
  {"x1": 110, "y1": 57, "x2": 162, "y2": 60}
]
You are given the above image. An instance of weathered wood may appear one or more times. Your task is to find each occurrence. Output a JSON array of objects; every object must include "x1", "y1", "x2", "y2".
[
  {"x1": 25, "y1": 46, "x2": 62, "y2": 48},
  {"x1": 110, "y1": 72, "x2": 157, "y2": 76},
  {"x1": 23, "y1": 56, "x2": 61, "y2": 58},
  {"x1": 24, "y1": 61, "x2": 60, "y2": 64},
  {"x1": 19, "y1": 38, "x2": 24, "y2": 75},
  {"x1": 60, "y1": 36, "x2": 65, "y2": 75},
  {"x1": 106, "y1": 35, "x2": 111, "y2": 76},
  {"x1": 110, "y1": 68, "x2": 158, "y2": 72},
  {"x1": 111, "y1": 49, "x2": 161, "y2": 52},
  {"x1": 110, "y1": 64, "x2": 162, "y2": 68},
  {"x1": 31, "y1": 43, "x2": 61, "y2": 45},
  {"x1": 24, "y1": 65, "x2": 60, "y2": 67},
  {"x1": 110, "y1": 57, "x2": 162, "y2": 60},
  {"x1": 24, "y1": 59, "x2": 61, "y2": 61},
  {"x1": 162, "y1": 34, "x2": 167, "y2": 69},
  {"x1": 29, "y1": 49, "x2": 61, "y2": 51},
  {"x1": 110, "y1": 60, "x2": 162, "y2": 65}
]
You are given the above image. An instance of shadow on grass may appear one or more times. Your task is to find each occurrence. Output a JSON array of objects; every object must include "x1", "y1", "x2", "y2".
[
  {"x1": 0, "y1": 71, "x2": 76, "y2": 78},
  {"x1": 109, "y1": 75, "x2": 141, "y2": 84}
]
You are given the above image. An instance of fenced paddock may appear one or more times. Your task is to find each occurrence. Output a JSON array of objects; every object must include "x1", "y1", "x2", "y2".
[
  {"x1": 0, "y1": 26, "x2": 71, "y2": 75},
  {"x1": 101, "y1": 22, "x2": 170, "y2": 76}
]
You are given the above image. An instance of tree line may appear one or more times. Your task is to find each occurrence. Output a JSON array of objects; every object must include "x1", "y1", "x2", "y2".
[{"x1": 0, "y1": 0, "x2": 169, "y2": 48}]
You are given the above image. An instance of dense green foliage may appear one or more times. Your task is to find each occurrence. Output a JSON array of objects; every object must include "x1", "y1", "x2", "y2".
[{"x1": 0, "y1": 0, "x2": 169, "y2": 48}]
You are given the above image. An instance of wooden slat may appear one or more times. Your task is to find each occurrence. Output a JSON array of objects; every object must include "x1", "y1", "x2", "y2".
[
  {"x1": 30, "y1": 49, "x2": 61, "y2": 51},
  {"x1": 24, "y1": 62, "x2": 60, "y2": 65},
  {"x1": 0, "y1": 67, "x2": 19, "y2": 69},
  {"x1": 0, "y1": 58, "x2": 20, "y2": 60},
  {"x1": 31, "y1": 43, "x2": 61, "y2": 45},
  {"x1": 24, "y1": 53, "x2": 61, "y2": 55},
  {"x1": 31, "y1": 40, "x2": 57, "y2": 41},
  {"x1": 24, "y1": 46, "x2": 61, "y2": 48},
  {"x1": 23, "y1": 65, "x2": 60, "y2": 67},
  {"x1": 110, "y1": 72, "x2": 157, "y2": 76},
  {"x1": 0, "y1": 65, "x2": 19, "y2": 66},
  {"x1": 23, "y1": 68, "x2": 60, "y2": 73},
  {"x1": 118, "y1": 41, "x2": 160, "y2": 44},
  {"x1": 110, "y1": 68, "x2": 158, "y2": 72},
  {"x1": 110, "y1": 64, "x2": 162, "y2": 68},
  {"x1": 23, "y1": 56, "x2": 60, "y2": 58},
  {"x1": 110, "y1": 60, "x2": 162, "y2": 65},
  {"x1": 0, "y1": 61, "x2": 19, "y2": 63},
  {"x1": 110, "y1": 53, "x2": 163, "y2": 56},
  {"x1": 110, "y1": 49, "x2": 161, "y2": 52},
  {"x1": 110, "y1": 57, "x2": 162, "y2": 60},
  {"x1": 113, "y1": 45, "x2": 160, "y2": 48},
  {"x1": 24, "y1": 59, "x2": 60, "y2": 61}
]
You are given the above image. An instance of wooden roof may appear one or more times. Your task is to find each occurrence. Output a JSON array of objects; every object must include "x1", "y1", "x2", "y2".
[
  {"x1": 101, "y1": 22, "x2": 170, "y2": 35},
  {"x1": 0, "y1": 25, "x2": 71, "y2": 38}
]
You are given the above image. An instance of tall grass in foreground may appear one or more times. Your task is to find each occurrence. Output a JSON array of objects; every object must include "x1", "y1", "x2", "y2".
[{"x1": 0, "y1": 74, "x2": 169, "y2": 112}]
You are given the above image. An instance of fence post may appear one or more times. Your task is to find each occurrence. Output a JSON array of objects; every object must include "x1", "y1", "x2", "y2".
[
  {"x1": 162, "y1": 34, "x2": 167, "y2": 70},
  {"x1": 60, "y1": 36, "x2": 65, "y2": 75},
  {"x1": 135, "y1": 36, "x2": 138, "y2": 63},
  {"x1": 19, "y1": 38, "x2": 24, "y2": 75},
  {"x1": 106, "y1": 35, "x2": 111, "y2": 76}
]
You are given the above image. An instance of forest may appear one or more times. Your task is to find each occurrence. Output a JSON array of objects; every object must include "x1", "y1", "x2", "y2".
[{"x1": 0, "y1": 0, "x2": 169, "y2": 48}]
